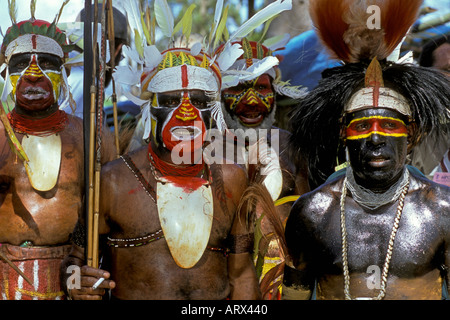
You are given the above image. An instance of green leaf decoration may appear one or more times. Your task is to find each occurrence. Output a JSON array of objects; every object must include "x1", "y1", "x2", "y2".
[
  {"x1": 213, "y1": 5, "x2": 229, "y2": 50},
  {"x1": 181, "y1": 4, "x2": 196, "y2": 41},
  {"x1": 141, "y1": 12, "x2": 152, "y2": 46},
  {"x1": 39, "y1": 23, "x2": 48, "y2": 37},
  {"x1": 134, "y1": 28, "x2": 144, "y2": 58},
  {"x1": 22, "y1": 21, "x2": 33, "y2": 34},
  {"x1": 62, "y1": 44, "x2": 77, "y2": 53},
  {"x1": 259, "y1": 16, "x2": 275, "y2": 43},
  {"x1": 47, "y1": 23, "x2": 56, "y2": 39},
  {"x1": 173, "y1": 18, "x2": 183, "y2": 36}
]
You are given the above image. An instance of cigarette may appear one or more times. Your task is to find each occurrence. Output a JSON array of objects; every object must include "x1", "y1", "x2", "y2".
[{"x1": 92, "y1": 277, "x2": 105, "y2": 290}]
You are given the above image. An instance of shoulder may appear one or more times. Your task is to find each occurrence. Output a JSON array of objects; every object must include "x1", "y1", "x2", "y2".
[
  {"x1": 290, "y1": 176, "x2": 343, "y2": 221},
  {"x1": 408, "y1": 169, "x2": 450, "y2": 212},
  {"x1": 211, "y1": 162, "x2": 248, "y2": 202},
  {"x1": 102, "y1": 147, "x2": 148, "y2": 184}
]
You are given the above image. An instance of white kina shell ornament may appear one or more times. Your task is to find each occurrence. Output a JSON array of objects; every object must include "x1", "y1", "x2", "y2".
[
  {"x1": 21, "y1": 134, "x2": 61, "y2": 191},
  {"x1": 157, "y1": 182, "x2": 214, "y2": 268}
]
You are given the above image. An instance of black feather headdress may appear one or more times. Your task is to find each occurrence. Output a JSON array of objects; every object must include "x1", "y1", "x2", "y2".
[{"x1": 289, "y1": 0, "x2": 450, "y2": 188}]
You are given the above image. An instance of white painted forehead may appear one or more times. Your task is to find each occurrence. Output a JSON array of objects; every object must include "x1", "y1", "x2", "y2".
[{"x1": 5, "y1": 34, "x2": 64, "y2": 64}]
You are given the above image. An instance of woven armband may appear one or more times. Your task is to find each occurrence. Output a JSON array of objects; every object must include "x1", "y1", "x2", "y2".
[
  {"x1": 227, "y1": 233, "x2": 254, "y2": 254},
  {"x1": 70, "y1": 221, "x2": 86, "y2": 248}
]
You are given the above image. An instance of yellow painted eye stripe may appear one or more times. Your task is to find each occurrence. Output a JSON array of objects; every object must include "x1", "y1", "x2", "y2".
[
  {"x1": 347, "y1": 115, "x2": 406, "y2": 128},
  {"x1": 346, "y1": 131, "x2": 408, "y2": 140}
]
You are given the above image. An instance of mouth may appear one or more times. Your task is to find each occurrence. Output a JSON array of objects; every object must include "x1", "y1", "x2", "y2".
[
  {"x1": 21, "y1": 87, "x2": 50, "y2": 100},
  {"x1": 237, "y1": 112, "x2": 265, "y2": 126},
  {"x1": 170, "y1": 126, "x2": 202, "y2": 141},
  {"x1": 367, "y1": 155, "x2": 391, "y2": 168}
]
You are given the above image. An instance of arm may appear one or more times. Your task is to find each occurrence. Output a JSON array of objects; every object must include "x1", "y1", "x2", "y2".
[
  {"x1": 227, "y1": 166, "x2": 262, "y2": 300},
  {"x1": 61, "y1": 165, "x2": 116, "y2": 300},
  {"x1": 281, "y1": 200, "x2": 315, "y2": 300},
  {"x1": 227, "y1": 230, "x2": 261, "y2": 300}
]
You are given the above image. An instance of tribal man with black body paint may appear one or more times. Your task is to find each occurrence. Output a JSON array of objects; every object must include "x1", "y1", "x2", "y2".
[
  {"x1": 283, "y1": 0, "x2": 450, "y2": 300},
  {"x1": 0, "y1": 5, "x2": 114, "y2": 300},
  {"x1": 219, "y1": 38, "x2": 310, "y2": 299}
]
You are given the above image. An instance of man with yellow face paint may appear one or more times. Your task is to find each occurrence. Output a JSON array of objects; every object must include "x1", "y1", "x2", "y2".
[{"x1": 0, "y1": 8, "x2": 114, "y2": 300}]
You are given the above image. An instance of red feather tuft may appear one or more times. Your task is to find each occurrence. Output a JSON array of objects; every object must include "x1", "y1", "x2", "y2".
[
  {"x1": 309, "y1": 0, "x2": 423, "y2": 63},
  {"x1": 309, "y1": 0, "x2": 353, "y2": 62},
  {"x1": 381, "y1": 0, "x2": 423, "y2": 56}
]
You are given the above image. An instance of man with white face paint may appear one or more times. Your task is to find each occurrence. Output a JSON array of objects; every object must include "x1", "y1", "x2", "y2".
[
  {"x1": 283, "y1": 0, "x2": 450, "y2": 300},
  {"x1": 63, "y1": 47, "x2": 261, "y2": 300},
  {"x1": 0, "y1": 5, "x2": 114, "y2": 300}
]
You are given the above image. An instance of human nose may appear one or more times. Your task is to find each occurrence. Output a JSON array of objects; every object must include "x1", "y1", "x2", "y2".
[
  {"x1": 175, "y1": 94, "x2": 198, "y2": 121},
  {"x1": 23, "y1": 61, "x2": 44, "y2": 82},
  {"x1": 367, "y1": 132, "x2": 385, "y2": 145},
  {"x1": 243, "y1": 89, "x2": 259, "y2": 105}
]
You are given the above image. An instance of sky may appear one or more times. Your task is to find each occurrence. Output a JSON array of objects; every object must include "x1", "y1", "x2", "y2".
[{"x1": 0, "y1": 0, "x2": 86, "y2": 36}]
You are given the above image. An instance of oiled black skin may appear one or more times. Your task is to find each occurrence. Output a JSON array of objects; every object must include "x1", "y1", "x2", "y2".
[
  {"x1": 285, "y1": 165, "x2": 450, "y2": 300},
  {"x1": 285, "y1": 108, "x2": 450, "y2": 300}
]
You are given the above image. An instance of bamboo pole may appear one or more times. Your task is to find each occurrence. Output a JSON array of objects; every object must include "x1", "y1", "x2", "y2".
[
  {"x1": 87, "y1": 0, "x2": 99, "y2": 268},
  {"x1": 91, "y1": 0, "x2": 108, "y2": 269},
  {"x1": 107, "y1": 0, "x2": 120, "y2": 158},
  {"x1": 87, "y1": 84, "x2": 96, "y2": 268}
]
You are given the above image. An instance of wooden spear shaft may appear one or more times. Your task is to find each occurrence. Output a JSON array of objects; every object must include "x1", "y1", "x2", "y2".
[
  {"x1": 107, "y1": 0, "x2": 120, "y2": 158},
  {"x1": 87, "y1": 0, "x2": 99, "y2": 268},
  {"x1": 92, "y1": 0, "x2": 108, "y2": 269}
]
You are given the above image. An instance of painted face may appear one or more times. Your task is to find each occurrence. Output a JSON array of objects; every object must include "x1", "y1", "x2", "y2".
[
  {"x1": 222, "y1": 74, "x2": 274, "y2": 128},
  {"x1": 150, "y1": 90, "x2": 214, "y2": 153},
  {"x1": 8, "y1": 53, "x2": 62, "y2": 112},
  {"x1": 344, "y1": 108, "x2": 410, "y2": 190}
]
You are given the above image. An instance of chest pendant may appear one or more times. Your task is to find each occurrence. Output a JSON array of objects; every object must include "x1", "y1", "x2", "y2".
[
  {"x1": 21, "y1": 134, "x2": 61, "y2": 191},
  {"x1": 157, "y1": 181, "x2": 214, "y2": 268}
]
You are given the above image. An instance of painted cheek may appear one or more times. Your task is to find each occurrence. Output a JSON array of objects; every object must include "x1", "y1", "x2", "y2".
[
  {"x1": 45, "y1": 71, "x2": 62, "y2": 100},
  {"x1": 9, "y1": 74, "x2": 20, "y2": 98}
]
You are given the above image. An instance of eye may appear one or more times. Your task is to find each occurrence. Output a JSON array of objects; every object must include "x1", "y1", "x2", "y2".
[
  {"x1": 158, "y1": 95, "x2": 181, "y2": 108},
  {"x1": 382, "y1": 121, "x2": 399, "y2": 129},
  {"x1": 10, "y1": 60, "x2": 29, "y2": 71},
  {"x1": 354, "y1": 121, "x2": 371, "y2": 131},
  {"x1": 256, "y1": 84, "x2": 268, "y2": 91},
  {"x1": 167, "y1": 98, "x2": 180, "y2": 107},
  {"x1": 191, "y1": 99, "x2": 207, "y2": 109},
  {"x1": 39, "y1": 60, "x2": 59, "y2": 70}
]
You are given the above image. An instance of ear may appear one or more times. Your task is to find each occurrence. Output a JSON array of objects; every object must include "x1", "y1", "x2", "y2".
[
  {"x1": 339, "y1": 124, "x2": 347, "y2": 145},
  {"x1": 406, "y1": 122, "x2": 417, "y2": 153}
]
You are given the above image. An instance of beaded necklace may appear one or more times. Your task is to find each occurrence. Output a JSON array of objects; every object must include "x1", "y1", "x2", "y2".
[{"x1": 340, "y1": 173, "x2": 410, "y2": 300}]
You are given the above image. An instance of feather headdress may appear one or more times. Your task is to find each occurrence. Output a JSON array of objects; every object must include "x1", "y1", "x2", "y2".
[
  {"x1": 289, "y1": 0, "x2": 450, "y2": 188},
  {"x1": 0, "y1": 0, "x2": 76, "y2": 166},
  {"x1": 114, "y1": 0, "x2": 294, "y2": 138}
]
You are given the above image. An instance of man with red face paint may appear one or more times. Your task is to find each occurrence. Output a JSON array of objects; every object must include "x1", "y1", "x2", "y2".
[
  {"x1": 283, "y1": 0, "x2": 450, "y2": 300},
  {"x1": 62, "y1": 47, "x2": 261, "y2": 300},
  {"x1": 220, "y1": 38, "x2": 310, "y2": 299},
  {"x1": 0, "y1": 10, "x2": 114, "y2": 300}
]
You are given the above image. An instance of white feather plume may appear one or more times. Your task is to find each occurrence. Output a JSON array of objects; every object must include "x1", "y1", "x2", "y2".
[
  {"x1": 122, "y1": 0, "x2": 144, "y2": 39},
  {"x1": 155, "y1": 0, "x2": 174, "y2": 38},
  {"x1": 144, "y1": 45, "x2": 163, "y2": 71},
  {"x1": 209, "y1": 0, "x2": 224, "y2": 49},
  {"x1": 215, "y1": 43, "x2": 244, "y2": 72},
  {"x1": 238, "y1": 56, "x2": 279, "y2": 81},
  {"x1": 263, "y1": 33, "x2": 290, "y2": 51},
  {"x1": 228, "y1": 0, "x2": 292, "y2": 43}
]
